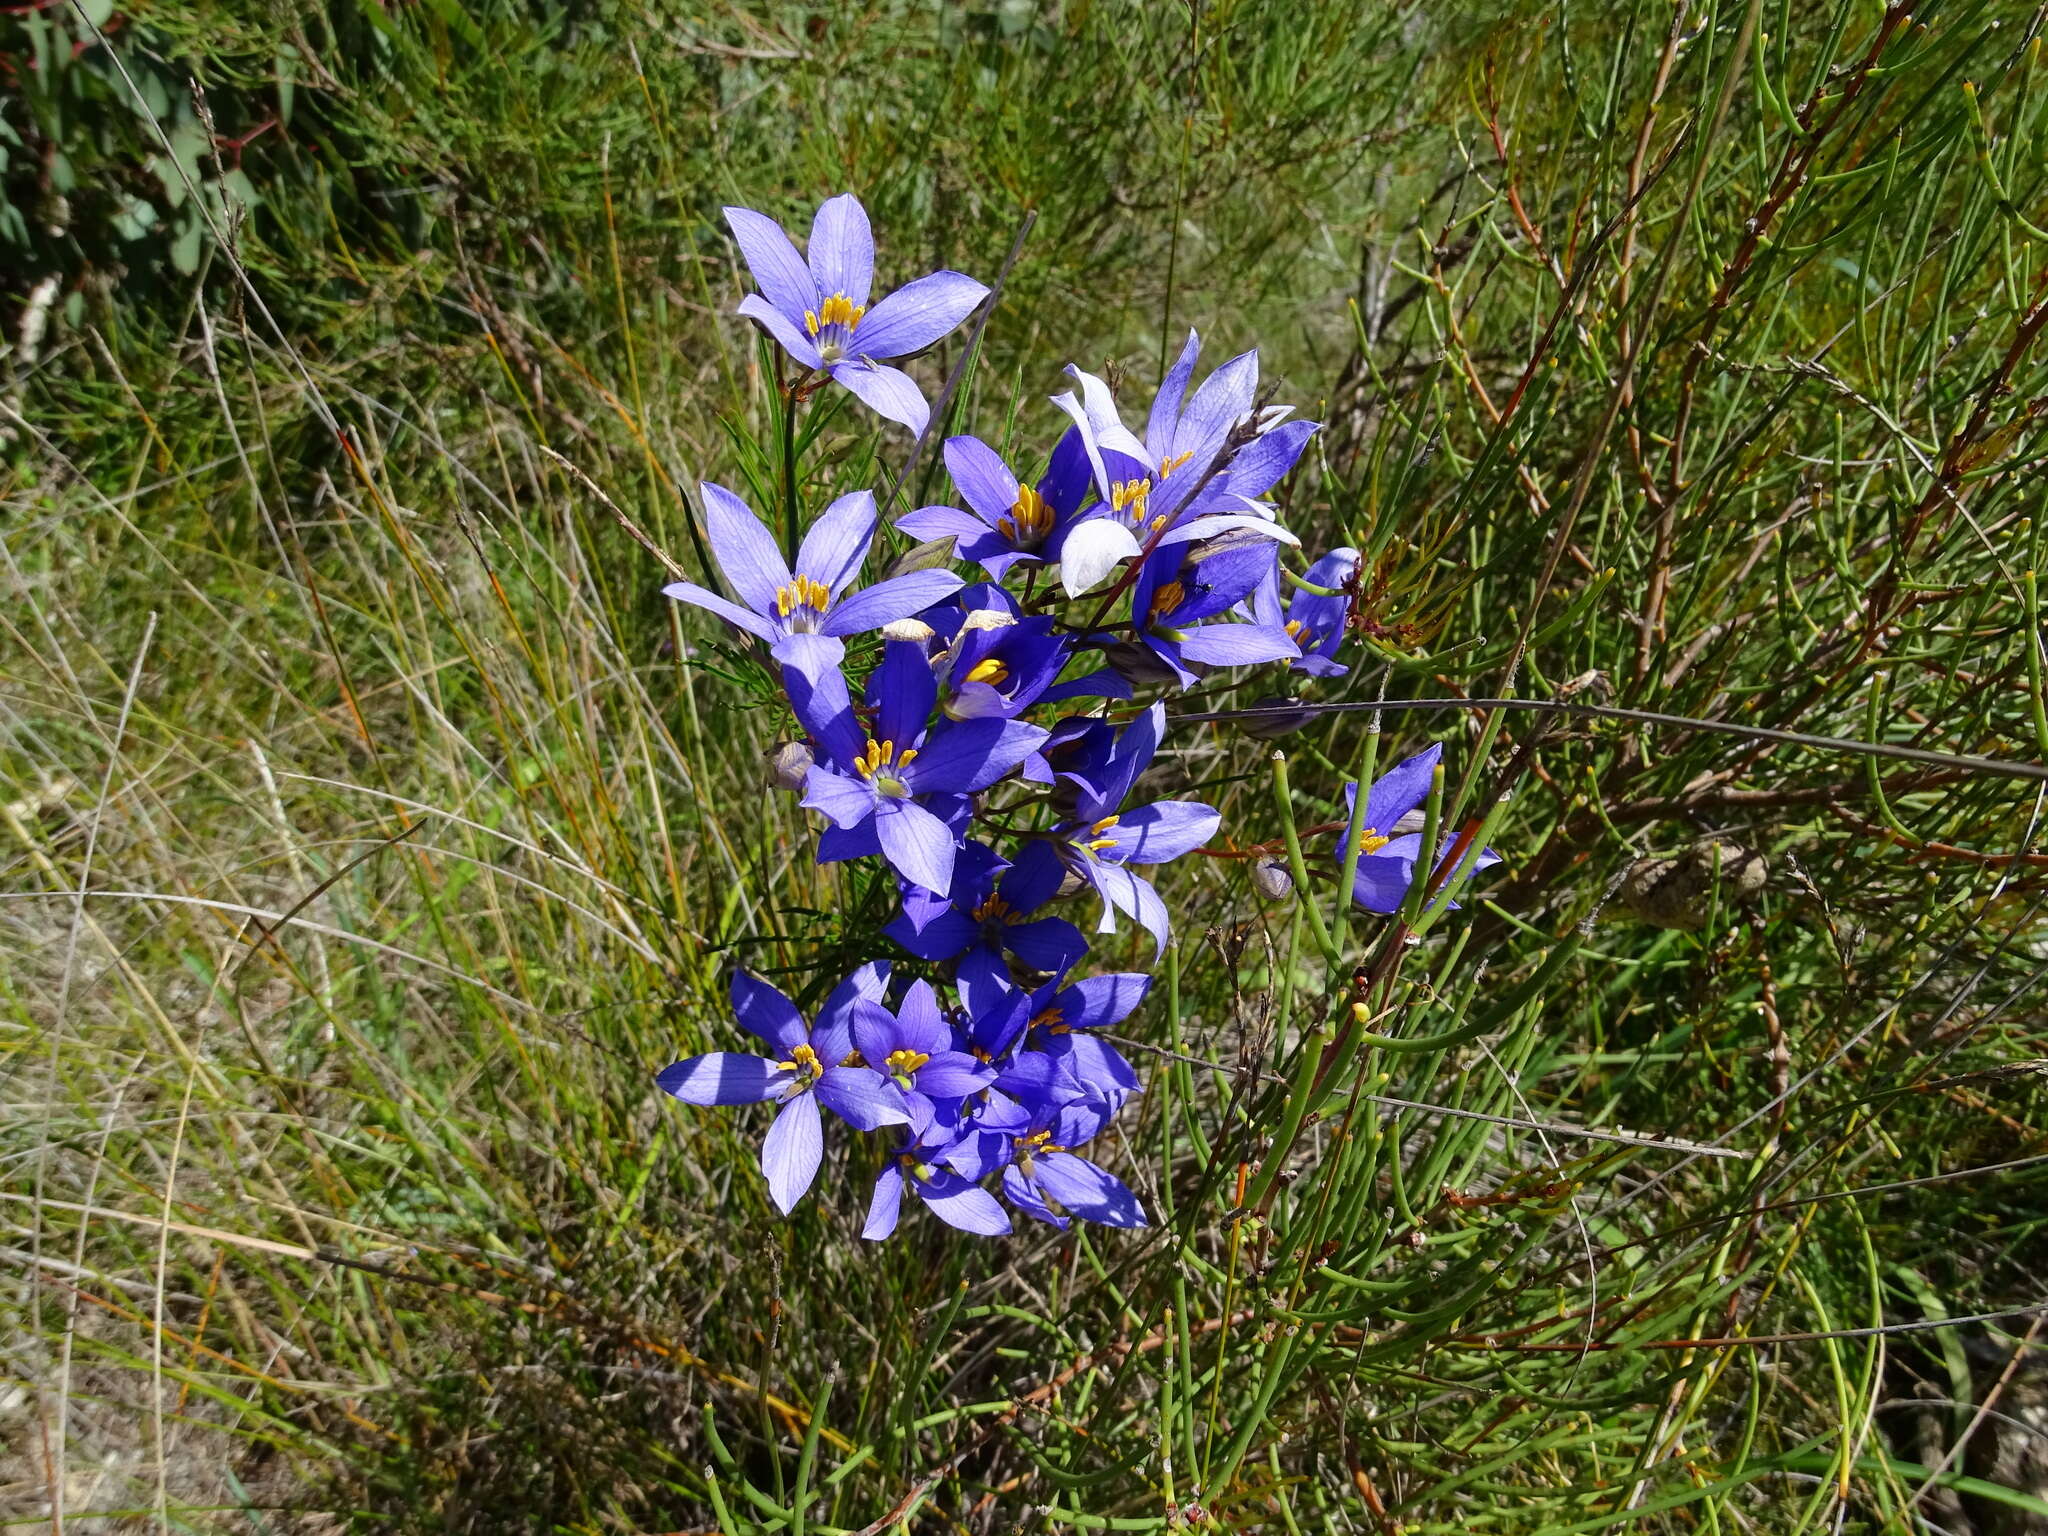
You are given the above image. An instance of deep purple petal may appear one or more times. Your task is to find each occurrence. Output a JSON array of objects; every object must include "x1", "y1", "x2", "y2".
[
  {"x1": 816, "y1": 1065, "x2": 911, "y2": 1131},
  {"x1": 1223, "y1": 418, "x2": 1317, "y2": 499},
  {"x1": 1000, "y1": 840, "x2": 1067, "y2": 911},
  {"x1": 850, "y1": 998, "x2": 899, "y2": 1067},
  {"x1": 884, "y1": 904, "x2": 976, "y2": 960},
  {"x1": 1061, "y1": 973, "x2": 1152, "y2": 1030},
  {"x1": 656, "y1": 1052, "x2": 784, "y2": 1105},
  {"x1": 869, "y1": 636, "x2": 940, "y2": 746},
  {"x1": 737, "y1": 293, "x2": 823, "y2": 370},
  {"x1": 1349, "y1": 836, "x2": 1422, "y2": 914},
  {"x1": 823, "y1": 569, "x2": 966, "y2": 637},
  {"x1": 723, "y1": 206, "x2": 818, "y2": 326},
  {"x1": 730, "y1": 971, "x2": 807, "y2": 1054},
  {"x1": 862, "y1": 1164, "x2": 905, "y2": 1240},
  {"x1": 797, "y1": 490, "x2": 878, "y2": 597},
  {"x1": 1006, "y1": 917, "x2": 1089, "y2": 977},
  {"x1": 902, "y1": 718, "x2": 1048, "y2": 796},
  {"x1": 699, "y1": 481, "x2": 790, "y2": 616},
  {"x1": 760, "y1": 1092, "x2": 823, "y2": 1214},
  {"x1": 806, "y1": 192, "x2": 874, "y2": 306},
  {"x1": 1363, "y1": 744, "x2": 1441, "y2": 833},
  {"x1": 917, "y1": 1170, "x2": 1012, "y2": 1235},
  {"x1": 1053, "y1": 1033, "x2": 1139, "y2": 1098},
  {"x1": 894, "y1": 979, "x2": 952, "y2": 1057},
  {"x1": 856, "y1": 270, "x2": 990, "y2": 358},
  {"x1": 662, "y1": 581, "x2": 778, "y2": 642},
  {"x1": 1003, "y1": 1165, "x2": 1068, "y2": 1228},
  {"x1": 813, "y1": 961, "x2": 892, "y2": 1060},
  {"x1": 915, "y1": 1051, "x2": 997, "y2": 1098},
  {"x1": 830, "y1": 360, "x2": 930, "y2": 432},
  {"x1": 876, "y1": 799, "x2": 957, "y2": 897}
]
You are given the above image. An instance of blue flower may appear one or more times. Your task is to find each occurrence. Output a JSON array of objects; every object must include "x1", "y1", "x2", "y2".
[
  {"x1": 725, "y1": 193, "x2": 988, "y2": 432},
  {"x1": 951, "y1": 1088, "x2": 1146, "y2": 1231},
  {"x1": 788, "y1": 637, "x2": 1046, "y2": 897},
  {"x1": 1339, "y1": 743, "x2": 1504, "y2": 913},
  {"x1": 959, "y1": 950, "x2": 1150, "y2": 1102},
  {"x1": 1251, "y1": 548, "x2": 1358, "y2": 678},
  {"x1": 896, "y1": 428, "x2": 1098, "y2": 580},
  {"x1": 1123, "y1": 534, "x2": 1301, "y2": 688},
  {"x1": 885, "y1": 839, "x2": 1090, "y2": 980},
  {"x1": 656, "y1": 966, "x2": 908, "y2": 1214},
  {"x1": 847, "y1": 978, "x2": 997, "y2": 1132},
  {"x1": 1047, "y1": 704, "x2": 1220, "y2": 952},
  {"x1": 862, "y1": 1128, "x2": 1013, "y2": 1239},
  {"x1": 664, "y1": 483, "x2": 963, "y2": 676}
]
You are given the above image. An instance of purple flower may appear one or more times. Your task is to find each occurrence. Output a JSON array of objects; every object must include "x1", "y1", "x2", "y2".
[
  {"x1": 1252, "y1": 548, "x2": 1358, "y2": 678},
  {"x1": 896, "y1": 428, "x2": 1097, "y2": 580},
  {"x1": 925, "y1": 594, "x2": 1071, "y2": 721},
  {"x1": 862, "y1": 1129, "x2": 1012, "y2": 1239},
  {"x1": 959, "y1": 951, "x2": 1149, "y2": 1102},
  {"x1": 951, "y1": 1088, "x2": 1146, "y2": 1231},
  {"x1": 664, "y1": 483, "x2": 963, "y2": 676},
  {"x1": 789, "y1": 637, "x2": 1047, "y2": 897},
  {"x1": 1050, "y1": 333, "x2": 1309, "y2": 595},
  {"x1": 725, "y1": 193, "x2": 989, "y2": 432},
  {"x1": 884, "y1": 839, "x2": 1089, "y2": 980},
  {"x1": 1048, "y1": 704, "x2": 1220, "y2": 953},
  {"x1": 848, "y1": 978, "x2": 997, "y2": 1131},
  {"x1": 656, "y1": 966, "x2": 908, "y2": 1214},
  {"x1": 1123, "y1": 534, "x2": 1300, "y2": 688},
  {"x1": 1339, "y1": 743, "x2": 1503, "y2": 913}
]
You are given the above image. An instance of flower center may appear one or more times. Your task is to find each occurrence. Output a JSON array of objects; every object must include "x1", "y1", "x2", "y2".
[
  {"x1": 854, "y1": 737, "x2": 917, "y2": 796},
  {"x1": 803, "y1": 293, "x2": 866, "y2": 361},
  {"x1": 884, "y1": 1047, "x2": 930, "y2": 1085},
  {"x1": 1082, "y1": 814, "x2": 1120, "y2": 853},
  {"x1": 1357, "y1": 826, "x2": 1390, "y2": 855},
  {"x1": 774, "y1": 574, "x2": 832, "y2": 630},
  {"x1": 1030, "y1": 1005, "x2": 1067, "y2": 1036},
  {"x1": 996, "y1": 482, "x2": 1054, "y2": 545},
  {"x1": 1110, "y1": 477, "x2": 1153, "y2": 526},
  {"x1": 963, "y1": 657, "x2": 1010, "y2": 687},
  {"x1": 1149, "y1": 580, "x2": 1187, "y2": 622},
  {"x1": 970, "y1": 892, "x2": 1013, "y2": 924},
  {"x1": 778, "y1": 1042, "x2": 823, "y2": 1086}
]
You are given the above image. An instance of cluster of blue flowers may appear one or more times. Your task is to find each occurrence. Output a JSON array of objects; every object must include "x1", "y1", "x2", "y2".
[{"x1": 657, "y1": 194, "x2": 1493, "y2": 1238}]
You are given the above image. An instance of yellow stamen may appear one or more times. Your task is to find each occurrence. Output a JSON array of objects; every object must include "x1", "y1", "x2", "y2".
[
  {"x1": 884, "y1": 1047, "x2": 930, "y2": 1077},
  {"x1": 803, "y1": 292, "x2": 866, "y2": 337},
  {"x1": 1110, "y1": 477, "x2": 1152, "y2": 523},
  {"x1": 1030, "y1": 1006, "x2": 1067, "y2": 1035},
  {"x1": 1150, "y1": 580, "x2": 1186, "y2": 620},
  {"x1": 1158, "y1": 448, "x2": 1194, "y2": 477},
  {"x1": 1357, "y1": 827, "x2": 1390, "y2": 855},
  {"x1": 773, "y1": 573, "x2": 831, "y2": 618},
  {"x1": 779, "y1": 1042, "x2": 823, "y2": 1081},
  {"x1": 963, "y1": 657, "x2": 1010, "y2": 686},
  {"x1": 1009, "y1": 482, "x2": 1052, "y2": 536},
  {"x1": 971, "y1": 893, "x2": 1013, "y2": 924},
  {"x1": 1284, "y1": 618, "x2": 1305, "y2": 640}
]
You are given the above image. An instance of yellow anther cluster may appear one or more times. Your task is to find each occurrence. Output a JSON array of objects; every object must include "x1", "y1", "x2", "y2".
[
  {"x1": 803, "y1": 293, "x2": 866, "y2": 336},
  {"x1": 995, "y1": 481, "x2": 1054, "y2": 543},
  {"x1": 1110, "y1": 477, "x2": 1153, "y2": 523},
  {"x1": 1158, "y1": 448, "x2": 1195, "y2": 477},
  {"x1": 774, "y1": 574, "x2": 831, "y2": 617},
  {"x1": 1284, "y1": 618, "x2": 1305, "y2": 641},
  {"x1": 1030, "y1": 1005, "x2": 1067, "y2": 1034},
  {"x1": 780, "y1": 1042, "x2": 823, "y2": 1081},
  {"x1": 963, "y1": 657, "x2": 1010, "y2": 686},
  {"x1": 1083, "y1": 813, "x2": 1120, "y2": 852},
  {"x1": 971, "y1": 893, "x2": 1013, "y2": 924},
  {"x1": 1149, "y1": 580, "x2": 1187, "y2": 620},
  {"x1": 884, "y1": 1047, "x2": 931, "y2": 1076},
  {"x1": 1356, "y1": 828, "x2": 1391, "y2": 855},
  {"x1": 854, "y1": 738, "x2": 919, "y2": 777}
]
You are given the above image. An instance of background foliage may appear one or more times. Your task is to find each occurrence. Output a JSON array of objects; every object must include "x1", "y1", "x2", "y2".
[{"x1": 5, "y1": 0, "x2": 2048, "y2": 1531}]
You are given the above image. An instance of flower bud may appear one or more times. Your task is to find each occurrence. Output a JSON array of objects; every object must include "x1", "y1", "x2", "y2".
[
  {"x1": 1239, "y1": 694, "x2": 1317, "y2": 740},
  {"x1": 1250, "y1": 856, "x2": 1294, "y2": 901},
  {"x1": 766, "y1": 740, "x2": 813, "y2": 793}
]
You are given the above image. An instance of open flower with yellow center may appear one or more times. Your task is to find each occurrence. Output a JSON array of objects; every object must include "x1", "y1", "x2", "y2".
[
  {"x1": 1250, "y1": 547, "x2": 1360, "y2": 679},
  {"x1": 939, "y1": 1071, "x2": 1148, "y2": 1232},
  {"x1": 656, "y1": 965, "x2": 909, "y2": 1214},
  {"x1": 1336, "y1": 743, "x2": 1504, "y2": 915},
  {"x1": 663, "y1": 482, "x2": 964, "y2": 679},
  {"x1": 955, "y1": 951, "x2": 1152, "y2": 1105},
  {"x1": 896, "y1": 430, "x2": 1098, "y2": 581},
  {"x1": 885, "y1": 839, "x2": 1089, "y2": 979},
  {"x1": 848, "y1": 980, "x2": 997, "y2": 1133},
  {"x1": 724, "y1": 192, "x2": 989, "y2": 432}
]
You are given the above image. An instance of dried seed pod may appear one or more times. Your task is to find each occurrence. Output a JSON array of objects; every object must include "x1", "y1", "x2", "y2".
[{"x1": 1618, "y1": 836, "x2": 1767, "y2": 930}]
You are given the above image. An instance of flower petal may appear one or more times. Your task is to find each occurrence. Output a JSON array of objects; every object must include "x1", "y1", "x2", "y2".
[
  {"x1": 1363, "y1": 743, "x2": 1441, "y2": 832},
  {"x1": 868, "y1": 633, "x2": 940, "y2": 746},
  {"x1": 817, "y1": 1065, "x2": 911, "y2": 1131},
  {"x1": 723, "y1": 206, "x2": 818, "y2": 327},
  {"x1": 1111, "y1": 800, "x2": 1221, "y2": 864},
  {"x1": 942, "y1": 434, "x2": 1021, "y2": 524},
  {"x1": 1006, "y1": 917, "x2": 1089, "y2": 977},
  {"x1": 857, "y1": 270, "x2": 990, "y2": 359},
  {"x1": 1176, "y1": 346, "x2": 1259, "y2": 455},
  {"x1": 1146, "y1": 330, "x2": 1203, "y2": 462},
  {"x1": 1057, "y1": 517, "x2": 1143, "y2": 598},
  {"x1": 737, "y1": 293, "x2": 823, "y2": 370},
  {"x1": 895, "y1": 504, "x2": 990, "y2": 543},
  {"x1": 797, "y1": 490, "x2": 877, "y2": 596},
  {"x1": 1061, "y1": 973, "x2": 1152, "y2": 1030},
  {"x1": 1061, "y1": 365, "x2": 1151, "y2": 463},
  {"x1": 807, "y1": 192, "x2": 874, "y2": 306},
  {"x1": 1003, "y1": 1165, "x2": 1068, "y2": 1228},
  {"x1": 800, "y1": 766, "x2": 878, "y2": 830},
  {"x1": 822, "y1": 569, "x2": 965, "y2": 637},
  {"x1": 730, "y1": 970, "x2": 808, "y2": 1055},
  {"x1": 903, "y1": 718, "x2": 1048, "y2": 796},
  {"x1": 661, "y1": 580, "x2": 778, "y2": 642},
  {"x1": 1091, "y1": 862, "x2": 1170, "y2": 955},
  {"x1": 699, "y1": 481, "x2": 790, "y2": 615},
  {"x1": 917, "y1": 1170, "x2": 1012, "y2": 1235},
  {"x1": 813, "y1": 961, "x2": 892, "y2": 1061},
  {"x1": 1035, "y1": 1152, "x2": 1147, "y2": 1227},
  {"x1": 1175, "y1": 622, "x2": 1301, "y2": 668},
  {"x1": 760, "y1": 1092, "x2": 823, "y2": 1214},
  {"x1": 830, "y1": 360, "x2": 930, "y2": 432},
  {"x1": 656, "y1": 1052, "x2": 784, "y2": 1105},
  {"x1": 1222, "y1": 418, "x2": 1317, "y2": 499},
  {"x1": 915, "y1": 1051, "x2": 997, "y2": 1098},
  {"x1": 876, "y1": 799, "x2": 957, "y2": 897},
  {"x1": 894, "y1": 979, "x2": 952, "y2": 1057},
  {"x1": 862, "y1": 1164, "x2": 905, "y2": 1240}
]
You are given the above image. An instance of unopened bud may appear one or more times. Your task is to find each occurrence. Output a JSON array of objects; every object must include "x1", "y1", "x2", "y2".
[
  {"x1": 1250, "y1": 856, "x2": 1294, "y2": 901},
  {"x1": 767, "y1": 741, "x2": 813, "y2": 793},
  {"x1": 1240, "y1": 694, "x2": 1316, "y2": 740}
]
